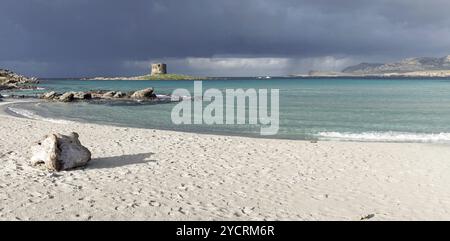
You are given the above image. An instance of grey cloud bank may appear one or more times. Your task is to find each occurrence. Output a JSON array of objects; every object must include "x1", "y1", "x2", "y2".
[{"x1": 1, "y1": 0, "x2": 450, "y2": 77}]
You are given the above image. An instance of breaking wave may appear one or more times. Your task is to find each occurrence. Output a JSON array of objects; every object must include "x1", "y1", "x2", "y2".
[
  {"x1": 317, "y1": 131, "x2": 450, "y2": 143},
  {"x1": 7, "y1": 106, "x2": 74, "y2": 124}
]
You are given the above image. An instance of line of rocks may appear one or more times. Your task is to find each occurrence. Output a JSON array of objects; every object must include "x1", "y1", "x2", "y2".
[{"x1": 40, "y1": 88, "x2": 158, "y2": 102}]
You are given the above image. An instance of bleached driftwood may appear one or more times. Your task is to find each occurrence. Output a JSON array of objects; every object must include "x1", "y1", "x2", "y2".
[{"x1": 31, "y1": 132, "x2": 91, "y2": 171}]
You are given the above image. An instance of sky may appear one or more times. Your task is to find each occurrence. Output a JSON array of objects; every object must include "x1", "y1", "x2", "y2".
[{"x1": 1, "y1": 0, "x2": 450, "y2": 77}]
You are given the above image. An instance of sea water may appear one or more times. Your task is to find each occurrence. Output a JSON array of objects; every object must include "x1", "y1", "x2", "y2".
[{"x1": 5, "y1": 78, "x2": 450, "y2": 142}]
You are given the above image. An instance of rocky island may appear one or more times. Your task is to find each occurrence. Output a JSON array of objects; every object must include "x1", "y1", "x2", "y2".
[
  {"x1": 85, "y1": 63, "x2": 206, "y2": 80},
  {"x1": 86, "y1": 73, "x2": 205, "y2": 81}
]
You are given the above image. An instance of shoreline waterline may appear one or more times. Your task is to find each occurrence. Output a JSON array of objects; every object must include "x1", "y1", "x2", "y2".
[
  {"x1": 0, "y1": 98, "x2": 304, "y2": 142},
  {"x1": 2, "y1": 98, "x2": 450, "y2": 144}
]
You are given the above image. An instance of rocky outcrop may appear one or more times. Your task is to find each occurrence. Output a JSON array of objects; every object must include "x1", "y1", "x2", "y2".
[
  {"x1": 0, "y1": 69, "x2": 38, "y2": 90},
  {"x1": 30, "y1": 132, "x2": 91, "y2": 171},
  {"x1": 59, "y1": 92, "x2": 75, "y2": 102},
  {"x1": 74, "y1": 92, "x2": 92, "y2": 100},
  {"x1": 90, "y1": 91, "x2": 105, "y2": 99},
  {"x1": 113, "y1": 91, "x2": 126, "y2": 98},
  {"x1": 102, "y1": 91, "x2": 116, "y2": 99},
  {"x1": 42, "y1": 91, "x2": 58, "y2": 100},
  {"x1": 131, "y1": 88, "x2": 155, "y2": 99}
]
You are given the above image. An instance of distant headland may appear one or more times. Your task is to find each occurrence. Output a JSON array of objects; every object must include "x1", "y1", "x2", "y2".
[
  {"x1": 84, "y1": 63, "x2": 207, "y2": 80},
  {"x1": 304, "y1": 55, "x2": 450, "y2": 78}
]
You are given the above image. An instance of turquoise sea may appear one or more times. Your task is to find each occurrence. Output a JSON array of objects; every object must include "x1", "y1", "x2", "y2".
[{"x1": 4, "y1": 78, "x2": 450, "y2": 142}]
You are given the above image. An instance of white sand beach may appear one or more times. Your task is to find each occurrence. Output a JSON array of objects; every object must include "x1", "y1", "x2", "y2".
[{"x1": 1, "y1": 99, "x2": 450, "y2": 221}]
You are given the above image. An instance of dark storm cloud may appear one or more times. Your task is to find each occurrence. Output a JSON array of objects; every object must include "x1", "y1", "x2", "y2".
[{"x1": 1, "y1": 0, "x2": 450, "y2": 76}]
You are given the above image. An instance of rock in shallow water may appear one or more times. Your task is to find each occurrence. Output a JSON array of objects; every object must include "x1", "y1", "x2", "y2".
[
  {"x1": 102, "y1": 91, "x2": 116, "y2": 99},
  {"x1": 131, "y1": 88, "x2": 155, "y2": 99},
  {"x1": 74, "y1": 92, "x2": 92, "y2": 100},
  {"x1": 59, "y1": 92, "x2": 74, "y2": 102},
  {"x1": 41, "y1": 88, "x2": 160, "y2": 103},
  {"x1": 113, "y1": 91, "x2": 126, "y2": 98},
  {"x1": 41, "y1": 91, "x2": 57, "y2": 100},
  {"x1": 30, "y1": 132, "x2": 91, "y2": 171}
]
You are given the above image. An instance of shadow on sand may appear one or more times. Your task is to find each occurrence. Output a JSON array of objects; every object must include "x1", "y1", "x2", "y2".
[{"x1": 88, "y1": 152, "x2": 156, "y2": 169}]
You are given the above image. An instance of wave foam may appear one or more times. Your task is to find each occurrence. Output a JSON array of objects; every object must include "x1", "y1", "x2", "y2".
[
  {"x1": 7, "y1": 107, "x2": 74, "y2": 124},
  {"x1": 317, "y1": 131, "x2": 450, "y2": 143}
]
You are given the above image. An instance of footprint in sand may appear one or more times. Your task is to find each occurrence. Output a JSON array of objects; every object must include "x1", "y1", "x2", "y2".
[
  {"x1": 149, "y1": 201, "x2": 161, "y2": 207},
  {"x1": 241, "y1": 207, "x2": 255, "y2": 215},
  {"x1": 178, "y1": 207, "x2": 188, "y2": 215}
]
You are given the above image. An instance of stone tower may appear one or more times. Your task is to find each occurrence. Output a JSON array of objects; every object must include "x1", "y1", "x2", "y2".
[{"x1": 151, "y1": 63, "x2": 167, "y2": 75}]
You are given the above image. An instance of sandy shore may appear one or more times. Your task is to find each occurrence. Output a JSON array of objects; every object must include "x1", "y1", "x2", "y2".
[{"x1": 1, "y1": 100, "x2": 450, "y2": 220}]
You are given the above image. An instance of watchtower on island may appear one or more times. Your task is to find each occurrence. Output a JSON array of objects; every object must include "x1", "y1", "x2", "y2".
[{"x1": 151, "y1": 63, "x2": 167, "y2": 75}]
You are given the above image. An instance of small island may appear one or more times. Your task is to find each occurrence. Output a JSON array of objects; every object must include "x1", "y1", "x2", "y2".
[{"x1": 85, "y1": 63, "x2": 207, "y2": 80}]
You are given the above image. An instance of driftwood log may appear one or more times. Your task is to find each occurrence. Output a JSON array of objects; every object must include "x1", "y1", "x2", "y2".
[{"x1": 30, "y1": 132, "x2": 91, "y2": 171}]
